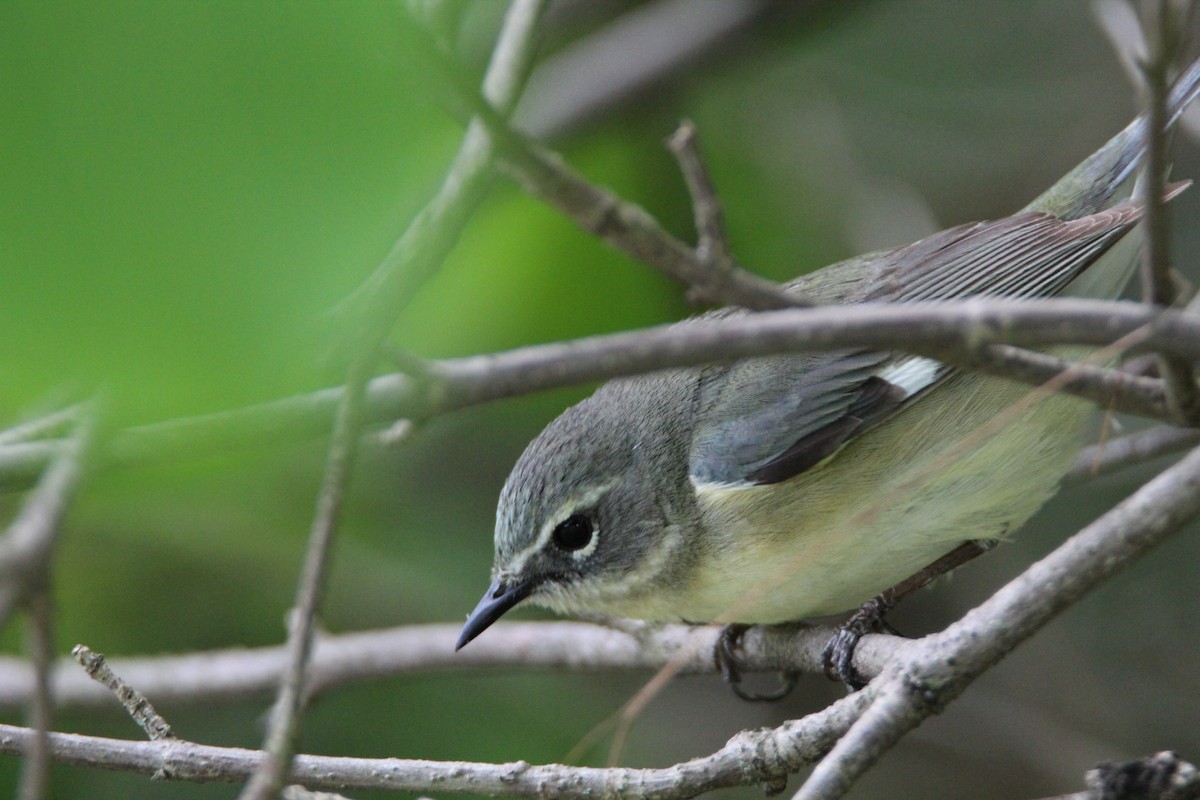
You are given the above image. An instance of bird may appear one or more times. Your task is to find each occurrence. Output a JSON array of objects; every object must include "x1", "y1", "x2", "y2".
[{"x1": 455, "y1": 54, "x2": 1200, "y2": 695}]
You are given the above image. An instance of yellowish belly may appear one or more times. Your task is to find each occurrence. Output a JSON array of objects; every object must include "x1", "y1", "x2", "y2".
[{"x1": 674, "y1": 371, "x2": 1092, "y2": 623}]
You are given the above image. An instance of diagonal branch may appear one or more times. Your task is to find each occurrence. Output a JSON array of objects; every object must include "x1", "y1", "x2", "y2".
[
  {"x1": 241, "y1": 4, "x2": 554, "y2": 796},
  {"x1": 72, "y1": 645, "x2": 175, "y2": 742},
  {"x1": 333, "y1": 0, "x2": 550, "y2": 355},
  {"x1": 793, "y1": 439, "x2": 1200, "y2": 799},
  {"x1": 395, "y1": 8, "x2": 803, "y2": 310},
  {"x1": 238, "y1": 364, "x2": 368, "y2": 800},
  {"x1": 0, "y1": 409, "x2": 100, "y2": 626}
]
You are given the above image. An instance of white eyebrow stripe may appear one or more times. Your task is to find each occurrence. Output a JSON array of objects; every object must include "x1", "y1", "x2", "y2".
[{"x1": 504, "y1": 482, "x2": 612, "y2": 575}]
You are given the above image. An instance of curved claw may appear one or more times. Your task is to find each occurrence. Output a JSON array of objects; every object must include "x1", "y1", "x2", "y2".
[
  {"x1": 822, "y1": 593, "x2": 899, "y2": 691},
  {"x1": 714, "y1": 624, "x2": 799, "y2": 703}
]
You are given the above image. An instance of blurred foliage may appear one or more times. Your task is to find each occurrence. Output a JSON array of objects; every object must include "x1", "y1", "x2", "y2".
[{"x1": 1, "y1": 1, "x2": 1199, "y2": 798}]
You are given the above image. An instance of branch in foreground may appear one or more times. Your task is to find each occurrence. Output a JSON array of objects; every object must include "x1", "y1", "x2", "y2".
[
  {"x1": 3, "y1": 298, "x2": 1199, "y2": 486},
  {"x1": 0, "y1": 410, "x2": 99, "y2": 625},
  {"x1": 240, "y1": 364, "x2": 368, "y2": 800},
  {"x1": 0, "y1": 404, "x2": 84, "y2": 448},
  {"x1": 18, "y1": 589, "x2": 53, "y2": 800},
  {"x1": 0, "y1": 623, "x2": 906, "y2": 712},
  {"x1": 243, "y1": 4, "x2": 552, "y2": 795},
  {"x1": 1137, "y1": 2, "x2": 1200, "y2": 424},
  {"x1": 332, "y1": 0, "x2": 549, "y2": 355},
  {"x1": 792, "y1": 440, "x2": 1200, "y2": 799}
]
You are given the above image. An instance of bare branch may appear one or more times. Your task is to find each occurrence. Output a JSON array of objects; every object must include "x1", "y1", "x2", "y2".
[
  {"x1": 946, "y1": 342, "x2": 1167, "y2": 419},
  {"x1": 0, "y1": 409, "x2": 100, "y2": 626},
  {"x1": 18, "y1": 589, "x2": 54, "y2": 800},
  {"x1": 665, "y1": 120, "x2": 806, "y2": 309},
  {"x1": 396, "y1": 7, "x2": 799, "y2": 311},
  {"x1": 793, "y1": 440, "x2": 1200, "y2": 799},
  {"x1": 667, "y1": 121, "x2": 733, "y2": 264},
  {"x1": 240, "y1": 365, "x2": 368, "y2": 799},
  {"x1": 0, "y1": 404, "x2": 84, "y2": 447},
  {"x1": 6, "y1": 298, "x2": 1200, "y2": 487},
  {"x1": 333, "y1": 0, "x2": 550, "y2": 355},
  {"x1": 1, "y1": 407, "x2": 98, "y2": 800},
  {"x1": 1138, "y1": 1, "x2": 1200, "y2": 422},
  {"x1": 1066, "y1": 424, "x2": 1200, "y2": 482},
  {"x1": 0, "y1": 622, "x2": 906, "y2": 712},
  {"x1": 0, "y1": 684, "x2": 874, "y2": 796},
  {"x1": 241, "y1": 4, "x2": 555, "y2": 795},
  {"x1": 72, "y1": 645, "x2": 175, "y2": 742}
]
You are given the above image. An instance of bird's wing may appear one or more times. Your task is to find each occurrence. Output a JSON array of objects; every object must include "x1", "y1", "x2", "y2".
[{"x1": 689, "y1": 197, "x2": 1156, "y2": 489}]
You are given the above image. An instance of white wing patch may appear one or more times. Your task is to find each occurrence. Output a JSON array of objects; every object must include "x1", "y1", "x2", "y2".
[{"x1": 877, "y1": 356, "x2": 942, "y2": 398}]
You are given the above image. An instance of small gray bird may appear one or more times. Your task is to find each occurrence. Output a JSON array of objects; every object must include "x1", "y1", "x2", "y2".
[{"x1": 456, "y1": 57, "x2": 1200, "y2": 690}]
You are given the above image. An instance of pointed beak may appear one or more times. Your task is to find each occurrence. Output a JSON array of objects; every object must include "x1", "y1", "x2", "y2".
[{"x1": 455, "y1": 577, "x2": 536, "y2": 650}]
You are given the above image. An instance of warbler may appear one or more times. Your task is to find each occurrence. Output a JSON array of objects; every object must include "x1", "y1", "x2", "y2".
[{"x1": 456, "y1": 57, "x2": 1200, "y2": 690}]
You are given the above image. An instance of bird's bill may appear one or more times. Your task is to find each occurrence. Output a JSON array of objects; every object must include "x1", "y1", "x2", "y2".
[{"x1": 455, "y1": 577, "x2": 536, "y2": 650}]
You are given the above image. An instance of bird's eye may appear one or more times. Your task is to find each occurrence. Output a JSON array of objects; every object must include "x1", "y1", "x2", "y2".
[{"x1": 552, "y1": 514, "x2": 593, "y2": 552}]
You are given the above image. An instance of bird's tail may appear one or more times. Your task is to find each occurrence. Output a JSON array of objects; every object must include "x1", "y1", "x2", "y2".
[{"x1": 1026, "y1": 53, "x2": 1200, "y2": 220}]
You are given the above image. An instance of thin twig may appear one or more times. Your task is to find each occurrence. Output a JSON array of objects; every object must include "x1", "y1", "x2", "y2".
[
  {"x1": 0, "y1": 409, "x2": 100, "y2": 628},
  {"x1": 0, "y1": 404, "x2": 84, "y2": 447},
  {"x1": 792, "y1": 441, "x2": 1200, "y2": 799},
  {"x1": 334, "y1": 0, "x2": 549, "y2": 355},
  {"x1": 398, "y1": 9, "x2": 800, "y2": 311},
  {"x1": 1066, "y1": 424, "x2": 1200, "y2": 482},
  {"x1": 8, "y1": 298, "x2": 1200, "y2": 486},
  {"x1": 2, "y1": 407, "x2": 99, "y2": 800},
  {"x1": 18, "y1": 588, "x2": 54, "y2": 800},
  {"x1": 239, "y1": 363, "x2": 368, "y2": 799},
  {"x1": 240, "y1": 4, "x2": 554, "y2": 796},
  {"x1": 1138, "y1": 1, "x2": 1200, "y2": 422},
  {"x1": 948, "y1": 342, "x2": 1167, "y2": 419},
  {"x1": 72, "y1": 645, "x2": 175, "y2": 741},
  {"x1": 668, "y1": 121, "x2": 733, "y2": 264},
  {"x1": 666, "y1": 120, "x2": 806, "y2": 308}
]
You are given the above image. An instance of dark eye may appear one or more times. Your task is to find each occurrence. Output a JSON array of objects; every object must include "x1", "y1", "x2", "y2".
[{"x1": 552, "y1": 514, "x2": 593, "y2": 552}]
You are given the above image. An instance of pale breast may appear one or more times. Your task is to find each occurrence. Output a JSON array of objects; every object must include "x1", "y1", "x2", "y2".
[{"x1": 674, "y1": 370, "x2": 1094, "y2": 624}]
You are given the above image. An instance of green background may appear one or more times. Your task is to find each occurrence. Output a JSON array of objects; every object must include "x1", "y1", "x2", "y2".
[{"x1": 2, "y1": 1, "x2": 1199, "y2": 798}]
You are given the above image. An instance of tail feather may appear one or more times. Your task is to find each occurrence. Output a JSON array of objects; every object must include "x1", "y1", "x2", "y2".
[{"x1": 1025, "y1": 54, "x2": 1200, "y2": 220}]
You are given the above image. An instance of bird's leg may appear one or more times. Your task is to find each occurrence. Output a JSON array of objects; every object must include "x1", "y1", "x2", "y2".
[
  {"x1": 714, "y1": 623, "x2": 799, "y2": 702},
  {"x1": 823, "y1": 538, "x2": 998, "y2": 690}
]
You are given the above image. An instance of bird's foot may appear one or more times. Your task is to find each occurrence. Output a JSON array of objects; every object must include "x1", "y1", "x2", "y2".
[
  {"x1": 714, "y1": 623, "x2": 798, "y2": 702},
  {"x1": 821, "y1": 593, "x2": 900, "y2": 691}
]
